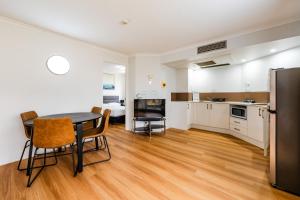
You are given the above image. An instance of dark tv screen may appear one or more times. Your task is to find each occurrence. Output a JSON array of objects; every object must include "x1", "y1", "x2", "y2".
[{"x1": 134, "y1": 99, "x2": 165, "y2": 118}]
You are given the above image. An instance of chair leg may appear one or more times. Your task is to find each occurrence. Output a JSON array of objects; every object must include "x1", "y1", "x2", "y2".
[
  {"x1": 52, "y1": 149, "x2": 58, "y2": 165},
  {"x1": 18, "y1": 141, "x2": 61, "y2": 173},
  {"x1": 99, "y1": 136, "x2": 104, "y2": 149},
  {"x1": 103, "y1": 136, "x2": 111, "y2": 160},
  {"x1": 82, "y1": 137, "x2": 105, "y2": 153},
  {"x1": 83, "y1": 135, "x2": 111, "y2": 167},
  {"x1": 27, "y1": 148, "x2": 46, "y2": 187},
  {"x1": 17, "y1": 140, "x2": 30, "y2": 171}
]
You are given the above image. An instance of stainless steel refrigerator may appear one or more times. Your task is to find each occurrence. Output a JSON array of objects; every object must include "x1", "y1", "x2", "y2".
[{"x1": 269, "y1": 68, "x2": 300, "y2": 196}]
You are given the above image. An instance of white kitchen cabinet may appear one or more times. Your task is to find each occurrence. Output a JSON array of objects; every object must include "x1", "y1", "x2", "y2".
[
  {"x1": 192, "y1": 102, "x2": 229, "y2": 129},
  {"x1": 188, "y1": 102, "x2": 269, "y2": 156},
  {"x1": 247, "y1": 106, "x2": 264, "y2": 142},
  {"x1": 210, "y1": 103, "x2": 229, "y2": 129},
  {"x1": 192, "y1": 102, "x2": 211, "y2": 126}
]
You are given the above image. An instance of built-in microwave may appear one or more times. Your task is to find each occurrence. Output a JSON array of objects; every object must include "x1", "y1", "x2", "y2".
[{"x1": 230, "y1": 105, "x2": 247, "y2": 119}]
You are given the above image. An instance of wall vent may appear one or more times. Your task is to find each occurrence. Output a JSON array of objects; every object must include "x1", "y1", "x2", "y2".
[
  {"x1": 197, "y1": 63, "x2": 230, "y2": 68},
  {"x1": 197, "y1": 40, "x2": 227, "y2": 54}
]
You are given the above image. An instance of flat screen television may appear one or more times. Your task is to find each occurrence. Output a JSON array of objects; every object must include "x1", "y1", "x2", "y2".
[{"x1": 134, "y1": 99, "x2": 165, "y2": 118}]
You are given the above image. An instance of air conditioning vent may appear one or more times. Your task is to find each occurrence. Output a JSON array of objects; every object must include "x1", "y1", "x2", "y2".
[
  {"x1": 197, "y1": 40, "x2": 227, "y2": 54},
  {"x1": 199, "y1": 63, "x2": 230, "y2": 68},
  {"x1": 196, "y1": 60, "x2": 216, "y2": 66}
]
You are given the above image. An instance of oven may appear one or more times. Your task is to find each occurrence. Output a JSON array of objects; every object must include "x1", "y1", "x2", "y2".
[{"x1": 230, "y1": 105, "x2": 247, "y2": 119}]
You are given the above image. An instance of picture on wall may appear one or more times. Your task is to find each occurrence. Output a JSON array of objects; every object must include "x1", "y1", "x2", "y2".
[{"x1": 103, "y1": 73, "x2": 115, "y2": 90}]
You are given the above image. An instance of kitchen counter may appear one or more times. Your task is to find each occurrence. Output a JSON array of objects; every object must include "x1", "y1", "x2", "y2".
[{"x1": 189, "y1": 101, "x2": 268, "y2": 107}]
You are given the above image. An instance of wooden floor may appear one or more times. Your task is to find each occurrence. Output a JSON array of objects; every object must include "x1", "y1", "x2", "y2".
[{"x1": 0, "y1": 125, "x2": 299, "y2": 200}]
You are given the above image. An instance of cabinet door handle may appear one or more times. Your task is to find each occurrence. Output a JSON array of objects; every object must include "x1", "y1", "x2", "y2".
[
  {"x1": 207, "y1": 104, "x2": 208, "y2": 109},
  {"x1": 210, "y1": 104, "x2": 212, "y2": 110},
  {"x1": 259, "y1": 108, "x2": 261, "y2": 116},
  {"x1": 187, "y1": 104, "x2": 189, "y2": 109},
  {"x1": 262, "y1": 109, "x2": 264, "y2": 119},
  {"x1": 234, "y1": 121, "x2": 240, "y2": 124},
  {"x1": 234, "y1": 128, "x2": 240, "y2": 131}
]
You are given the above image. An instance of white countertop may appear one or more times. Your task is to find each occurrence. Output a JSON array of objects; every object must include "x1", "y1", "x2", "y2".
[{"x1": 188, "y1": 101, "x2": 268, "y2": 107}]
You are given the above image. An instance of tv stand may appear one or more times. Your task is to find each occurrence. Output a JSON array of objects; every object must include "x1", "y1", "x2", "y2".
[{"x1": 133, "y1": 117, "x2": 166, "y2": 137}]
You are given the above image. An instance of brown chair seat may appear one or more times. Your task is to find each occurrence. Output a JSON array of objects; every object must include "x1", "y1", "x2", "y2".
[
  {"x1": 81, "y1": 109, "x2": 111, "y2": 167},
  {"x1": 27, "y1": 117, "x2": 76, "y2": 187}
]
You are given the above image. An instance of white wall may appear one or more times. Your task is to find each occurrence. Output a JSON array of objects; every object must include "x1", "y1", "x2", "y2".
[
  {"x1": 0, "y1": 17, "x2": 127, "y2": 165},
  {"x1": 176, "y1": 68, "x2": 189, "y2": 92},
  {"x1": 125, "y1": 55, "x2": 176, "y2": 130},
  {"x1": 189, "y1": 46, "x2": 300, "y2": 92},
  {"x1": 103, "y1": 73, "x2": 126, "y2": 100}
]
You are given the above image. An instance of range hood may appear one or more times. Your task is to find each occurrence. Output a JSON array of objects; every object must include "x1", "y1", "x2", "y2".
[{"x1": 194, "y1": 54, "x2": 232, "y2": 68}]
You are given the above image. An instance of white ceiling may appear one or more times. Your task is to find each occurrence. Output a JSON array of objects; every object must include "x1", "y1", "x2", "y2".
[
  {"x1": 164, "y1": 36, "x2": 300, "y2": 69},
  {"x1": 230, "y1": 36, "x2": 300, "y2": 65},
  {"x1": 0, "y1": 0, "x2": 300, "y2": 54},
  {"x1": 187, "y1": 36, "x2": 300, "y2": 68}
]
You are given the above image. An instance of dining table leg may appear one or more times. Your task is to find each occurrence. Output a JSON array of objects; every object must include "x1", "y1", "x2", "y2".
[{"x1": 76, "y1": 123, "x2": 84, "y2": 173}]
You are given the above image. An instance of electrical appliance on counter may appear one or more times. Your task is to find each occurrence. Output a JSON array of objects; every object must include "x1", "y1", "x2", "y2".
[
  {"x1": 243, "y1": 99, "x2": 256, "y2": 103},
  {"x1": 230, "y1": 105, "x2": 247, "y2": 119},
  {"x1": 269, "y1": 68, "x2": 300, "y2": 195},
  {"x1": 211, "y1": 98, "x2": 226, "y2": 102}
]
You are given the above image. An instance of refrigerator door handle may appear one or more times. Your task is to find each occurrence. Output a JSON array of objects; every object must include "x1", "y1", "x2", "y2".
[
  {"x1": 269, "y1": 113, "x2": 276, "y2": 185},
  {"x1": 270, "y1": 69, "x2": 276, "y2": 111}
]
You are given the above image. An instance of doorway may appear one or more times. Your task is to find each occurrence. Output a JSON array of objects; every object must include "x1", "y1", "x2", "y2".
[{"x1": 102, "y1": 62, "x2": 126, "y2": 125}]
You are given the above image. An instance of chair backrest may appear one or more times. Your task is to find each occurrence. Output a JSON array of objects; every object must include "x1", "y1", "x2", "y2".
[
  {"x1": 91, "y1": 106, "x2": 102, "y2": 125},
  {"x1": 99, "y1": 109, "x2": 111, "y2": 134},
  {"x1": 91, "y1": 106, "x2": 102, "y2": 114},
  {"x1": 33, "y1": 118, "x2": 75, "y2": 148},
  {"x1": 20, "y1": 111, "x2": 38, "y2": 138}
]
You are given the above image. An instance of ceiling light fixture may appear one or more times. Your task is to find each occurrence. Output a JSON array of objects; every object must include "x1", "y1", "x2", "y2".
[
  {"x1": 270, "y1": 49, "x2": 277, "y2": 53},
  {"x1": 47, "y1": 55, "x2": 70, "y2": 75},
  {"x1": 241, "y1": 59, "x2": 246, "y2": 63}
]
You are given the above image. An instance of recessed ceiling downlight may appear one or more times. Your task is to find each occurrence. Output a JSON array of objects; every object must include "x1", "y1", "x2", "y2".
[{"x1": 47, "y1": 56, "x2": 70, "y2": 75}]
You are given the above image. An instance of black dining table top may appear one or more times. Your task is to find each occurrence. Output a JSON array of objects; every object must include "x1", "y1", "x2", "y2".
[{"x1": 23, "y1": 112, "x2": 102, "y2": 126}]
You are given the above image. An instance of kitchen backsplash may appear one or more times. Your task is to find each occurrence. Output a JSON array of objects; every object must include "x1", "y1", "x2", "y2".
[{"x1": 171, "y1": 92, "x2": 270, "y2": 103}]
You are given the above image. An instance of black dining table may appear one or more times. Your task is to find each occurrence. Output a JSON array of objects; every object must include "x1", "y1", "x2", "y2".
[{"x1": 23, "y1": 112, "x2": 102, "y2": 175}]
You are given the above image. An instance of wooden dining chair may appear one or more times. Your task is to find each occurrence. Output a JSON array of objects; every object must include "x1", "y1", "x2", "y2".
[
  {"x1": 27, "y1": 118, "x2": 76, "y2": 187},
  {"x1": 81, "y1": 109, "x2": 111, "y2": 166},
  {"x1": 18, "y1": 111, "x2": 38, "y2": 171},
  {"x1": 82, "y1": 106, "x2": 102, "y2": 131}
]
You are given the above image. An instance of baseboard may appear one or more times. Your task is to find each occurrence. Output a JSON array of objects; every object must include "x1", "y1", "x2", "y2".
[
  {"x1": 190, "y1": 124, "x2": 231, "y2": 134},
  {"x1": 230, "y1": 131, "x2": 264, "y2": 148},
  {"x1": 190, "y1": 124, "x2": 264, "y2": 149}
]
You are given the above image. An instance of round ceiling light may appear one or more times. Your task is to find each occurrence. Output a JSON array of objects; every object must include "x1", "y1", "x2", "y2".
[{"x1": 47, "y1": 55, "x2": 70, "y2": 75}]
